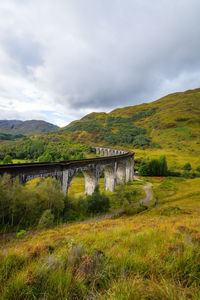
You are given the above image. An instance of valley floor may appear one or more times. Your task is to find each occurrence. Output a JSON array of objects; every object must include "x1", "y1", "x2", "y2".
[{"x1": 0, "y1": 177, "x2": 200, "y2": 299}]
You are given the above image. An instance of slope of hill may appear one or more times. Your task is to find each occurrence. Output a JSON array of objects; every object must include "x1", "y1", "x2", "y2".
[
  {"x1": 59, "y1": 88, "x2": 200, "y2": 170},
  {"x1": 0, "y1": 120, "x2": 59, "y2": 137},
  {"x1": 1, "y1": 177, "x2": 200, "y2": 299}
]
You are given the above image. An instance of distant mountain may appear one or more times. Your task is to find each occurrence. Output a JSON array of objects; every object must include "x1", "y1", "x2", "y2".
[{"x1": 0, "y1": 120, "x2": 59, "y2": 138}]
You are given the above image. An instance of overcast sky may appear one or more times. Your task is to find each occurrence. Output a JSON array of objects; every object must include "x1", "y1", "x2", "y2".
[{"x1": 0, "y1": 0, "x2": 200, "y2": 126}]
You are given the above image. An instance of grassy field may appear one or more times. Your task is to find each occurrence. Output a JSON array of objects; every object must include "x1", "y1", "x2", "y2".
[
  {"x1": 0, "y1": 177, "x2": 200, "y2": 299},
  {"x1": 134, "y1": 148, "x2": 200, "y2": 171}
]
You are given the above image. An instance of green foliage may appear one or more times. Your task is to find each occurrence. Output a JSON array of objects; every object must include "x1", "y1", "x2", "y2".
[
  {"x1": 124, "y1": 203, "x2": 148, "y2": 216},
  {"x1": 138, "y1": 161, "x2": 149, "y2": 176},
  {"x1": 87, "y1": 185, "x2": 110, "y2": 214},
  {"x1": 103, "y1": 127, "x2": 147, "y2": 146},
  {"x1": 0, "y1": 253, "x2": 26, "y2": 283},
  {"x1": 196, "y1": 165, "x2": 200, "y2": 172},
  {"x1": 0, "y1": 175, "x2": 64, "y2": 230},
  {"x1": 0, "y1": 133, "x2": 25, "y2": 141},
  {"x1": 3, "y1": 155, "x2": 13, "y2": 164},
  {"x1": 0, "y1": 137, "x2": 89, "y2": 162},
  {"x1": 38, "y1": 209, "x2": 54, "y2": 228},
  {"x1": 16, "y1": 230, "x2": 26, "y2": 238},
  {"x1": 133, "y1": 134, "x2": 150, "y2": 147},
  {"x1": 160, "y1": 155, "x2": 168, "y2": 176},
  {"x1": 183, "y1": 162, "x2": 192, "y2": 171},
  {"x1": 38, "y1": 151, "x2": 53, "y2": 162},
  {"x1": 139, "y1": 156, "x2": 168, "y2": 176}
]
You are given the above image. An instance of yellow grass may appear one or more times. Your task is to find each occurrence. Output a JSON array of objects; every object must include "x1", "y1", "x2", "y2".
[{"x1": 1, "y1": 177, "x2": 200, "y2": 299}]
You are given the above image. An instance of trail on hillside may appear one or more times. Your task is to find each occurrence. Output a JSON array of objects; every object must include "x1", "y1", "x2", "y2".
[
  {"x1": 0, "y1": 178, "x2": 154, "y2": 241},
  {"x1": 139, "y1": 182, "x2": 153, "y2": 204},
  {"x1": 79, "y1": 179, "x2": 153, "y2": 223}
]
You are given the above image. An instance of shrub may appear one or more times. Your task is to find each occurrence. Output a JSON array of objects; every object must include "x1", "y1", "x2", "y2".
[
  {"x1": 38, "y1": 209, "x2": 54, "y2": 229},
  {"x1": 124, "y1": 204, "x2": 148, "y2": 216},
  {"x1": 183, "y1": 162, "x2": 192, "y2": 171},
  {"x1": 16, "y1": 230, "x2": 26, "y2": 239},
  {"x1": 87, "y1": 185, "x2": 110, "y2": 214},
  {"x1": 3, "y1": 155, "x2": 13, "y2": 164},
  {"x1": 196, "y1": 165, "x2": 200, "y2": 172},
  {"x1": 138, "y1": 156, "x2": 168, "y2": 176},
  {"x1": 133, "y1": 134, "x2": 150, "y2": 147},
  {"x1": 38, "y1": 152, "x2": 53, "y2": 162},
  {"x1": 138, "y1": 161, "x2": 149, "y2": 176}
]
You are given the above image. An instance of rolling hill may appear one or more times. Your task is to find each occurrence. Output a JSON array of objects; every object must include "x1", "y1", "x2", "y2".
[
  {"x1": 61, "y1": 88, "x2": 200, "y2": 147},
  {"x1": 58, "y1": 88, "x2": 200, "y2": 170}
]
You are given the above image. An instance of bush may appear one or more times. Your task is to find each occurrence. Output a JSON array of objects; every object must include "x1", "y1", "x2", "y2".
[
  {"x1": 138, "y1": 161, "x2": 149, "y2": 176},
  {"x1": 16, "y1": 230, "x2": 26, "y2": 239},
  {"x1": 3, "y1": 155, "x2": 13, "y2": 164},
  {"x1": 196, "y1": 165, "x2": 200, "y2": 173},
  {"x1": 87, "y1": 185, "x2": 110, "y2": 214},
  {"x1": 124, "y1": 204, "x2": 148, "y2": 216},
  {"x1": 183, "y1": 162, "x2": 192, "y2": 171},
  {"x1": 38, "y1": 152, "x2": 53, "y2": 162},
  {"x1": 138, "y1": 156, "x2": 168, "y2": 176},
  {"x1": 133, "y1": 134, "x2": 150, "y2": 147},
  {"x1": 168, "y1": 170, "x2": 182, "y2": 177},
  {"x1": 183, "y1": 171, "x2": 196, "y2": 179},
  {"x1": 38, "y1": 209, "x2": 54, "y2": 229}
]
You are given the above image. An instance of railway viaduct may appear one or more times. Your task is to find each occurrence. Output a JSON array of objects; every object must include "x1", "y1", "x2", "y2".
[{"x1": 0, "y1": 147, "x2": 134, "y2": 195}]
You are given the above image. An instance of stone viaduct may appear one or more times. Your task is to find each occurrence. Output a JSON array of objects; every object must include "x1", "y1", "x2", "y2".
[{"x1": 0, "y1": 147, "x2": 134, "y2": 195}]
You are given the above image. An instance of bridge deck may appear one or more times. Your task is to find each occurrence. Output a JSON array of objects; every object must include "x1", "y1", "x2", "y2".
[{"x1": 0, "y1": 151, "x2": 134, "y2": 171}]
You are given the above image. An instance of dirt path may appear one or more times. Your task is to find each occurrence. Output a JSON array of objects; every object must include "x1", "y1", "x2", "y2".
[
  {"x1": 134, "y1": 176, "x2": 153, "y2": 204},
  {"x1": 140, "y1": 182, "x2": 153, "y2": 204},
  {"x1": 0, "y1": 179, "x2": 154, "y2": 241}
]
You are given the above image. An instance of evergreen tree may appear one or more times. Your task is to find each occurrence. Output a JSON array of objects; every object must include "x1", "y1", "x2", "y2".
[
  {"x1": 183, "y1": 162, "x2": 192, "y2": 171},
  {"x1": 138, "y1": 161, "x2": 149, "y2": 176},
  {"x1": 160, "y1": 155, "x2": 168, "y2": 176}
]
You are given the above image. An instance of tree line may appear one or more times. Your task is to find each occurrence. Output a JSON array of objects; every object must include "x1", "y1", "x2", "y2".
[{"x1": 0, "y1": 175, "x2": 110, "y2": 232}]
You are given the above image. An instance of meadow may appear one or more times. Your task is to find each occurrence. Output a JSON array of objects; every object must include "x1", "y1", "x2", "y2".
[
  {"x1": 134, "y1": 148, "x2": 200, "y2": 171},
  {"x1": 0, "y1": 176, "x2": 200, "y2": 299}
]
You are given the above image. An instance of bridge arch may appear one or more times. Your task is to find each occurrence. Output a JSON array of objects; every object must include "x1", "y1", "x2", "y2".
[
  {"x1": 19, "y1": 171, "x2": 63, "y2": 187},
  {"x1": 99, "y1": 165, "x2": 116, "y2": 192},
  {"x1": 116, "y1": 162, "x2": 126, "y2": 184},
  {"x1": 82, "y1": 170, "x2": 98, "y2": 195},
  {"x1": 63, "y1": 168, "x2": 98, "y2": 196},
  {"x1": 125, "y1": 158, "x2": 133, "y2": 182}
]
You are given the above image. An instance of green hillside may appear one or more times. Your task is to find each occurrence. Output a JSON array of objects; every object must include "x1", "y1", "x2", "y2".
[
  {"x1": 1, "y1": 177, "x2": 200, "y2": 299},
  {"x1": 60, "y1": 88, "x2": 200, "y2": 170}
]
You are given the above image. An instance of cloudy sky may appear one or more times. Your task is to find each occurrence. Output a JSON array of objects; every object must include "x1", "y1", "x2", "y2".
[{"x1": 0, "y1": 0, "x2": 200, "y2": 127}]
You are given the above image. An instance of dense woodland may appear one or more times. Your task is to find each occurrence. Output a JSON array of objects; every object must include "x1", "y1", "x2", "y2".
[{"x1": 0, "y1": 137, "x2": 90, "y2": 163}]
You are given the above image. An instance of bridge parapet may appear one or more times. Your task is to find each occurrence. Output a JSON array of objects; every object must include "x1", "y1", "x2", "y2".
[{"x1": 0, "y1": 147, "x2": 134, "y2": 195}]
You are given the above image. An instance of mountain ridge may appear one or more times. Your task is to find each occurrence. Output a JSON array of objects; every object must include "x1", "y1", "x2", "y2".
[
  {"x1": 59, "y1": 88, "x2": 200, "y2": 155},
  {"x1": 0, "y1": 119, "x2": 59, "y2": 138}
]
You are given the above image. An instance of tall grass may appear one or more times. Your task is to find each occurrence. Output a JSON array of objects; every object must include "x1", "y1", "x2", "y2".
[{"x1": 0, "y1": 177, "x2": 200, "y2": 299}]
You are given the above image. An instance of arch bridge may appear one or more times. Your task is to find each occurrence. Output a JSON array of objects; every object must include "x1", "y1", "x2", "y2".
[{"x1": 0, "y1": 147, "x2": 134, "y2": 195}]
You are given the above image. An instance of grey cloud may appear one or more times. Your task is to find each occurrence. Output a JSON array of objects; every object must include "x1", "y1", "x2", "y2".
[
  {"x1": 0, "y1": 0, "x2": 200, "y2": 123},
  {"x1": 2, "y1": 32, "x2": 44, "y2": 73}
]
